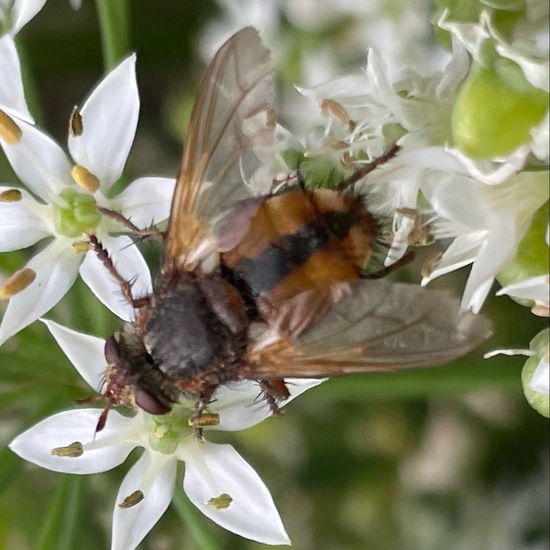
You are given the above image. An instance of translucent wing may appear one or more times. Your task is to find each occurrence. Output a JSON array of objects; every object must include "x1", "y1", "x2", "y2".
[
  {"x1": 164, "y1": 27, "x2": 274, "y2": 271},
  {"x1": 249, "y1": 280, "x2": 492, "y2": 377}
]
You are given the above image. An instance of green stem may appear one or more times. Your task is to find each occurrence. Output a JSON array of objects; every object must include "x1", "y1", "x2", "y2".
[{"x1": 94, "y1": 0, "x2": 131, "y2": 70}]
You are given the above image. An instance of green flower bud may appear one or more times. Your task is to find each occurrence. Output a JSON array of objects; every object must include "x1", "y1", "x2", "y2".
[
  {"x1": 521, "y1": 329, "x2": 549, "y2": 418},
  {"x1": 498, "y1": 200, "x2": 549, "y2": 297},
  {"x1": 452, "y1": 60, "x2": 548, "y2": 159}
]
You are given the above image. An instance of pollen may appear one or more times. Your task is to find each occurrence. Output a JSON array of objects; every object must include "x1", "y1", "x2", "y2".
[
  {"x1": 71, "y1": 165, "x2": 100, "y2": 194},
  {"x1": 51, "y1": 441, "x2": 84, "y2": 457},
  {"x1": 0, "y1": 110, "x2": 23, "y2": 145},
  {"x1": 0, "y1": 268, "x2": 36, "y2": 299},
  {"x1": 0, "y1": 189, "x2": 22, "y2": 202}
]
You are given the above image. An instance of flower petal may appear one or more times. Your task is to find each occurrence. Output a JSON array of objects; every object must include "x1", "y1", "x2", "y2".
[
  {"x1": 79, "y1": 234, "x2": 152, "y2": 322},
  {"x1": 9, "y1": 409, "x2": 136, "y2": 474},
  {"x1": 41, "y1": 319, "x2": 107, "y2": 391},
  {"x1": 113, "y1": 177, "x2": 176, "y2": 227},
  {"x1": 0, "y1": 239, "x2": 81, "y2": 344},
  {"x1": 214, "y1": 379, "x2": 324, "y2": 431},
  {"x1": 8, "y1": 0, "x2": 48, "y2": 35},
  {"x1": 68, "y1": 55, "x2": 139, "y2": 194},
  {"x1": 112, "y1": 452, "x2": 176, "y2": 550},
  {"x1": 0, "y1": 117, "x2": 72, "y2": 199},
  {"x1": 181, "y1": 441, "x2": 290, "y2": 545},
  {"x1": 0, "y1": 186, "x2": 52, "y2": 251},
  {"x1": 0, "y1": 34, "x2": 34, "y2": 122}
]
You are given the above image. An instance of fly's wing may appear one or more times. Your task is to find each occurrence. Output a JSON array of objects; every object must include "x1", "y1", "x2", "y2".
[
  {"x1": 249, "y1": 280, "x2": 492, "y2": 377},
  {"x1": 164, "y1": 27, "x2": 274, "y2": 272}
]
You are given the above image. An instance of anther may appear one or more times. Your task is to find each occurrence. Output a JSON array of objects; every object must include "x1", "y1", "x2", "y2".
[
  {"x1": 0, "y1": 268, "x2": 36, "y2": 299},
  {"x1": 71, "y1": 165, "x2": 100, "y2": 194},
  {"x1": 69, "y1": 105, "x2": 84, "y2": 137},
  {"x1": 0, "y1": 110, "x2": 23, "y2": 145},
  {"x1": 0, "y1": 189, "x2": 22, "y2": 202},
  {"x1": 51, "y1": 441, "x2": 84, "y2": 457}
]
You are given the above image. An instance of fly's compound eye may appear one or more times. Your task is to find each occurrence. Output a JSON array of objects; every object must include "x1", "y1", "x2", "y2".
[
  {"x1": 104, "y1": 335, "x2": 121, "y2": 365},
  {"x1": 134, "y1": 387, "x2": 171, "y2": 415}
]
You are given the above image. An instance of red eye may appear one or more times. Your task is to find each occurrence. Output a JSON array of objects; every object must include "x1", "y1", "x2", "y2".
[
  {"x1": 134, "y1": 388, "x2": 171, "y2": 415},
  {"x1": 104, "y1": 335, "x2": 121, "y2": 365}
]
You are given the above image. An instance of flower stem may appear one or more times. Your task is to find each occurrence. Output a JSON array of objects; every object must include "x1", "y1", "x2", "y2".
[{"x1": 94, "y1": 0, "x2": 131, "y2": 70}]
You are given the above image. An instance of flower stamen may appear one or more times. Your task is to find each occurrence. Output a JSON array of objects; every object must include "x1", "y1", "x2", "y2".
[
  {"x1": 69, "y1": 105, "x2": 84, "y2": 137},
  {"x1": 0, "y1": 110, "x2": 22, "y2": 145},
  {"x1": 208, "y1": 493, "x2": 233, "y2": 510},
  {"x1": 0, "y1": 189, "x2": 22, "y2": 202},
  {"x1": 0, "y1": 268, "x2": 36, "y2": 299},
  {"x1": 51, "y1": 441, "x2": 84, "y2": 457},
  {"x1": 118, "y1": 490, "x2": 145, "y2": 508},
  {"x1": 71, "y1": 165, "x2": 100, "y2": 194}
]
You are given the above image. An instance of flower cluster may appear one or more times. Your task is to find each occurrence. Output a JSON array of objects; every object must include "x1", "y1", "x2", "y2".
[{"x1": 261, "y1": 3, "x2": 549, "y2": 415}]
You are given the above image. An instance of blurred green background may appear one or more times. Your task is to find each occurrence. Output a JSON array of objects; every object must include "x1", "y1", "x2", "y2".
[{"x1": 0, "y1": 1, "x2": 548, "y2": 549}]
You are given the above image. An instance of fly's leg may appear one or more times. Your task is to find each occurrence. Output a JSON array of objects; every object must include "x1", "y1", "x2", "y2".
[
  {"x1": 97, "y1": 206, "x2": 165, "y2": 242},
  {"x1": 88, "y1": 234, "x2": 150, "y2": 308},
  {"x1": 338, "y1": 143, "x2": 400, "y2": 191},
  {"x1": 259, "y1": 379, "x2": 291, "y2": 417}
]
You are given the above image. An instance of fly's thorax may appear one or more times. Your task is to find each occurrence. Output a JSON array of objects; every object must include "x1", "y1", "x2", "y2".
[{"x1": 143, "y1": 271, "x2": 248, "y2": 389}]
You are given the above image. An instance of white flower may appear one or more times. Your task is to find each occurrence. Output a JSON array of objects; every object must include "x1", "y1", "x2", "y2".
[
  {"x1": 420, "y1": 170, "x2": 549, "y2": 313},
  {"x1": 9, "y1": 320, "x2": 322, "y2": 548},
  {"x1": 296, "y1": 41, "x2": 469, "y2": 263},
  {"x1": 0, "y1": 34, "x2": 33, "y2": 122},
  {"x1": 0, "y1": 55, "x2": 175, "y2": 344},
  {"x1": 0, "y1": 0, "x2": 47, "y2": 35}
]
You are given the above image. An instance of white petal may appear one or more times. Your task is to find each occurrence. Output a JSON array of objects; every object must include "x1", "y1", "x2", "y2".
[
  {"x1": 214, "y1": 379, "x2": 324, "y2": 432},
  {"x1": 0, "y1": 186, "x2": 52, "y2": 251},
  {"x1": 113, "y1": 177, "x2": 176, "y2": 227},
  {"x1": 9, "y1": 409, "x2": 136, "y2": 474},
  {"x1": 0, "y1": 34, "x2": 33, "y2": 122},
  {"x1": 461, "y1": 231, "x2": 518, "y2": 313},
  {"x1": 112, "y1": 452, "x2": 176, "y2": 550},
  {"x1": 0, "y1": 239, "x2": 81, "y2": 344},
  {"x1": 80, "y1": 234, "x2": 152, "y2": 322},
  {"x1": 8, "y1": 0, "x2": 48, "y2": 35},
  {"x1": 68, "y1": 55, "x2": 139, "y2": 194},
  {"x1": 41, "y1": 319, "x2": 107, "y2": 391},
  {"x1": 0, "y1": 117, "x2": 72, "y2": 199},
  {"x1": 497, "y1": 275, "x2": 550, "y2": 303},
  {"x1": 181, "y1": 441, "x2": 290, "y2": 545}
]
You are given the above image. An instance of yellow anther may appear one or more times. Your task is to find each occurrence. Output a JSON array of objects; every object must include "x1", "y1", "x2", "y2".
[
  {"x1": 0, "y1": 110, "x2": 23, "y2": 145},
  {"x1": 0, "y1": 268, "x2": 36, "y2": 299},
  {"x1": 72, "y1": 240, "x2": 92, "y2": 253},
  {"x1": 0, "y1": 189, "x2": 22, "y2": 202},
  {"x1": 71, "y1": 165, "x2": 100, "y2": 194},
  {"x1": 51, "y1": 441, "x2": 84, "y2": 457}
]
